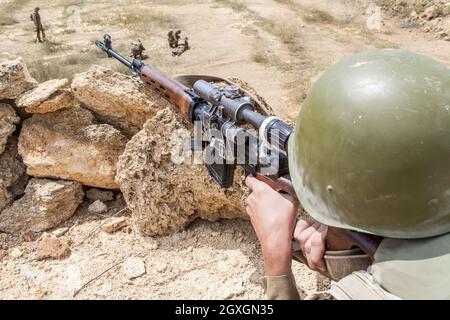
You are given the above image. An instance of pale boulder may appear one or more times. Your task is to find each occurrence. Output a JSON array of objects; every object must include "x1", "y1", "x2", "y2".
[
  {"x1": 422, "y1": 5, "x2": 437, "y2": 20},
  {"x1": 102, "y1": 217, "x2": 129, "y2": 233},
  {"x1": 0, "y1": 178, "x2": 83, "y2": 233},
  {"x1": 35, "y1": 234, "x2": 71, "y2": 260},
  {"x1": 116, "y1": 107, "x2": 247, "y2": 236},
  {"x1": 88, "y1": 200, "x2": 107, "y2": 214},
  {"x1": 26, "y1": 89, "x2": 74, "y2": 114},
  {"x1": 15, "y1": 79, "x2": 69, "y2": 113},
  {"x1": 0, "y1": 57, "x2": 37, "y2": 100},
  {"x1": 71, "y1": 66, "x2": 172, "y2": 136},
  {"x1": 122, "y1": 257, "x2": 146, "y2": 279},
  {"x1": 18, "y1": 105, "x2": 128, "y2": 189}
]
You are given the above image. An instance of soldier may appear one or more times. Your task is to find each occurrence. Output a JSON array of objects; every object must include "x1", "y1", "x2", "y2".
[
  {"x1": 174, "y1": 30, "x2": 182, "y2": 45},
  {"x1": 30, "y1": 7, "x2": 45, "y2": 43},
  {"x1": 245, "y1": 49, "x2": 450, "y2": 300},
  {"x1": 130, "y1": 39, "x2": 146, "y2": 60},
  {"x1": 181, "y1": 37, "x2": 190, "y2": 51},
  {"x1": 172, "y1": 37, "x2": 190, "y2": 57},
  {"x1": 167, "y1": 31, "x2": 177, "y2": 48},
  {"x1": 103, "y1": 34, "x2": 112, "y2": 58}
]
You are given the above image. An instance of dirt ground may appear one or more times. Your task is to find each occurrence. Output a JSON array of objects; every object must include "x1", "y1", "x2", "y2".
[{"x1": 1, "y1": 0, "x2": 449, "y2": 299}]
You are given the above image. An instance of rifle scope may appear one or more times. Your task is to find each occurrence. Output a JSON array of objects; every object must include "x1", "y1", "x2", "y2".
[{"x1": 193, "y1": 80, "x2": 292, "y2": 152}]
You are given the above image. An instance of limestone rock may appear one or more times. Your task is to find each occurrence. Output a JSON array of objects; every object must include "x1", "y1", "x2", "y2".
[
  {"x1": 0, "y1": 138, "x2": 27, "y2": 212},
  {"x1": 18, "y1": 105, "x2": 128, "y2": 189},
  {"x1": 52, "y1": 227, "x2": 69, "y2": 237},
  {"x1": 71, "y1": 66, "x2": 172, "y2": 136},
  {"x1": 0, "y1": 57, "x2": 37, "y2": 100},
  {"x1": 10, "y1": 247, "x2": 24, "y2": 258},
  {"x1": 422, "y1": 5, "x2": 437, "y2": 20},
  {"x1": 35, "y1": 235, "x2": 71, "y2": 260},
  {"x1": 0, "y1": 178, "x2": 83, "y2": 233},
  {"x1": 86, "y1": 188, "x2": 114, "y2": 201},
  {"x1": 0, "y1": 103, "x2": 20, "y2": 154},
  {"x1": 122, "y1": 257, "x2": 146, "y2": 279},
  {"x1": 102, "y1": 217, "x2": 129, "y2": 233},
  {"x1": 88, "y1": 200, "x2": 107, "y2": 214},
  {"x1": 27, "y1": 89, "x2": 74, "y2": 114},
  {"x1": 116, "y1": 107, "x2": 246, "y2": 236},
  {"x1": 15, "y1": 79, "x2": 69, "y2": 113},
  {"x1": 444, "y1": 4, "x2": 450, "y2": 17}
]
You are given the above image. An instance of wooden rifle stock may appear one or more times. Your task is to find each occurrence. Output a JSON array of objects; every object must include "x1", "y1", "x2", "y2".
[
  {"x1": 254, "y1": 173, "x2": 381, "y2": 260},
  {"x1": 139, "y1": 65, "x2": 194, "y2": 121}
]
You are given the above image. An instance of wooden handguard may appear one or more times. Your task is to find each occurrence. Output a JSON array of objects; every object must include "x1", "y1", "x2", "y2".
[{"x1": 140, "y1": 65, "x2": 194, "y2": 121}]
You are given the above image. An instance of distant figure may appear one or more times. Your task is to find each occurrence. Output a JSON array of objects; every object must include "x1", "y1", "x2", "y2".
[
  {"x1": 174, "y1": 30, "x2": 182, "y2": 44},
  {"x1": 103, "y1": 34, "x2": 112, "y2": 57},
  {"x1": 167, "y1": 31, "x2": 177, "y2": 48},
  {"x1": 30, "y1": 7, "x2": 45, "y2": 43},
  {"x1": 130, "y1": 39, "x2": 146, "y2": 60},
  {"x1": 172, "y1": 36, "x2": 190, "y2": 57}
]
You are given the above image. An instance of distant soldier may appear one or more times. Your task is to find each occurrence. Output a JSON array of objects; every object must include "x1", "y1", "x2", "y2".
[
  {"x1": 30, "y1": 7, "x2": 45, "y2": 43},
  {"x1": 104, "y1": 34, "x2": 112, "y2": 58},
  {"x1": 172, "y1": 36, "x2": 190, "y2": 57},
  {"x1": 130, "y1": 39, "x2": 146, "y2": 60},
  {"x1": 167, "y1": 31, "x2": 177, "y2": 48},
  {"x1": 182, "y1": 37, "x2": 190, "y2": 51},
  {"x1": 174, "y1": 30, "x2": 182, "y2": 44}
]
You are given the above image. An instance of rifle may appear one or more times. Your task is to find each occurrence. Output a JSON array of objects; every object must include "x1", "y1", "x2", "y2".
[{"x1": 95, "y1": 36, "x2": 382, "y2": 278}]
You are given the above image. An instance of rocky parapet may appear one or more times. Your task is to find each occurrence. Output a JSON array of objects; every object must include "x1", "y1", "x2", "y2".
[
  {"x1": 0, "y1": 57, "x2": 38, "y2": 100},
  {"x1": 0, "y1": 138, "x2": 28, "y2": 212},
  {"x1": 71, "y1": 66, "x2": 172, "y2": 137},
  {"x1": 0, "y1": 178, "x2": 83, "y2": 233},
  {"x1": 116, "y1": 107, "x2": 247, "y2": 236},
  {"x1": 18, "y1": 105, "x2": 128, "y2": 189},
  {"x1": 15, "y1": 79, "x2": 73, "y2": 114},
  {"x1": 0, "y1": 103, "x2": 20, "y2": 154}
]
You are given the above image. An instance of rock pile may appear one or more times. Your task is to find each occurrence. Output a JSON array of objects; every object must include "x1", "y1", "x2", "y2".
[
  {"x1": 0, "y1": 57, "x2": 247, "y2": 243},
  {"x1": 380, "y1": 0, "x2": 450, "y2": 40}
]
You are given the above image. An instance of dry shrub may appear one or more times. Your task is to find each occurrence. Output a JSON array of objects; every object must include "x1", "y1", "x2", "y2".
[
  {"x1": 256, "y1": 19, "x2": 304, "y2": 54},
  {"x1": 0, "y1": 0, "x2": 31, "y2": 26},
  {"x1": 214, "y1": 0, "x2": 248, "y2": 12},
  {"x1": 251, "y1": 52, "x2": 270, "y2": 64},
  {"x1": 303, "y1": 9, "x2": 336, "y2": 24}
]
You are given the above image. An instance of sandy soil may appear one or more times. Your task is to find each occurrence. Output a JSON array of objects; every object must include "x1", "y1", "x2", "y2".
[{"x1": 0, "y1": 0, "x2": 449, "y2": 299}]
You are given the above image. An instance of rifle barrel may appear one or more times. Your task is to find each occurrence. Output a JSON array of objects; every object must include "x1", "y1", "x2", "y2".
[{"x1": 95, "y1": 40, "x2": 133, "y2": 69}]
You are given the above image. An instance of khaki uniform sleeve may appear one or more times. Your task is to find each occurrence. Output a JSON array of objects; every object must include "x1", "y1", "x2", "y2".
[{"x1": 262, "y1": 272, "x2": 301, "y2": 300}]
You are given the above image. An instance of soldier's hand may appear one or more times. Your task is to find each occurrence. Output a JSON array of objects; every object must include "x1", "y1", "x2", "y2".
[
  {"x1": 293, "y1": 219, "x2": 328, "y2": 272},
  {"x1": 245, "y1": 175, "x2": 298, "y2": 276}
]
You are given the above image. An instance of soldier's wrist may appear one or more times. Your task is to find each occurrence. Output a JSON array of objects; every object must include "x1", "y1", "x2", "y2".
[{"x1": 262, "y1": 243, "x2": 293, "y2": 276}]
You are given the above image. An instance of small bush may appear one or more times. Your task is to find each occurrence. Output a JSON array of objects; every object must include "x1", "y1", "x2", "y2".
[
  {"x1": 42, "y1": 40, "x2": 62, "y2": 54},
  {"x1": 252, "y1": 52, "x2": 270, "y2": 64},
  {"x1": 256, "y1": 19, "x2": 304, "y2": 54},
  {"x1": 215, "y1": 0, "x2": 247, "y2": 12},
  {"x1": 0, "y1": 16, "x2": 19, "y2": 26},
  {"x1": 303, "y1": 9, "x2": 336, "y2": 24}
]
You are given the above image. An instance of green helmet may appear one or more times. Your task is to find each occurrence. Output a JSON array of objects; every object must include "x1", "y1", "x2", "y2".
[{"x1": 288, "y1": 49, "x2": 450, "y2": 239}]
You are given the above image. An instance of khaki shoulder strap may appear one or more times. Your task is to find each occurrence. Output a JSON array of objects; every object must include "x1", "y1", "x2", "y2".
[{"x1": 327, "y1": 271, "x2": 401, "y2": 300}]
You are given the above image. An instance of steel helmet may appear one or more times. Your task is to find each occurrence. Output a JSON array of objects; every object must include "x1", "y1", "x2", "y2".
[{"x1": 288, "y1": 49, "x2": 450, "y2": 238}]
